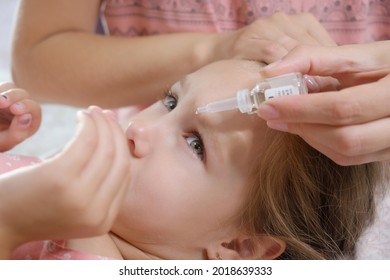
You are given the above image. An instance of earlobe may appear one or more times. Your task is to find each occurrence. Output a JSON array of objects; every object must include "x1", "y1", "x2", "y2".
[{"x1": 206, "y1": 235, "x2": 285, "y2": 260}]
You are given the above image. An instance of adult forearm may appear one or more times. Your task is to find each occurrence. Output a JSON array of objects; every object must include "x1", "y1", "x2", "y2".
[{"x1": 12, "y1": 32, "x2": 216, "y2": 108}]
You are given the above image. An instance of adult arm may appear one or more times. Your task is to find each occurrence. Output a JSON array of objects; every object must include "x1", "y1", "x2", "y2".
[{"x1": 12, "y1": 0, "x2": 334, "y2": 107}]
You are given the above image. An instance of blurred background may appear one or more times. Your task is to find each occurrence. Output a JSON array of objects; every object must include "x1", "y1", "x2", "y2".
[{"x1": 1, "y1": 0, "x2": 80, "y2": 157}]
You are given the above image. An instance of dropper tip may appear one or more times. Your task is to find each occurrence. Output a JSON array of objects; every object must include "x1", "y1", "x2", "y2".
[{"x1": 195, "y1": 106, "x2": 207, "y2": 114}]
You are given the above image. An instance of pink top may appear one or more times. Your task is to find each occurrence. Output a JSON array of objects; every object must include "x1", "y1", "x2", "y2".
[
  {"x1": 101, "y1": 0, "x2": 390, "y2": 45},
  {"x1": 11, "y1": 240, "x2": 115, "y2": 260},
  {"x1": 0, "y1": 153, "x2": 40, "y2": 175}
]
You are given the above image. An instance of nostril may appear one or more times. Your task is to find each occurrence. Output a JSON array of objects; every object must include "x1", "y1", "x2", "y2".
[{"x1": 128, "y1": 139, "x2": 136, "y2": 156}]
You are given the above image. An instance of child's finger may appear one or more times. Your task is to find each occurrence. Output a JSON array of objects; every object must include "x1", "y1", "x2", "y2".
[
  {"x1": 80, "y1": 107, "x2": 119, "y2": 189},
  {"x1": 52, "y1": 110, "x2": 98, "y2": 174},
  {"x1": 7, "y1": 114, "x2": 33, "y2": 144},
  {"x1": 10, "y1": 99, "x2": 41, "y2": 133},
  {"x1": 0, "y1": 88, "x2": 30, "y2": 109},
  {"x1": 0, "y1": 82, "x2": 16, "y2": 92},
  {"x1": 97, "y1": 110, "x2": 131, "y2": 209},
  {"x1": 0, "y1": 131, "x2": 18, "y2": 151}
]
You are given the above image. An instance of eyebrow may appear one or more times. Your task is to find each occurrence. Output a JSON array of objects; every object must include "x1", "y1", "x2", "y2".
[
  {"x1": 173, "y1": 75, "x2": 189, "y2": 96},
  {"x1": 174, "y1": 74, "x2": 226, "y2": 166}
]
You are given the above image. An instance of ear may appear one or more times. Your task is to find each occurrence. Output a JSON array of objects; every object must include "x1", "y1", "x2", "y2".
[{"x1": 206, "y1": 234, "x2": 285, "y2": 260}]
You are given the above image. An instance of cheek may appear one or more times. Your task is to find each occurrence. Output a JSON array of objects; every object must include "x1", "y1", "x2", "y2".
[
  {"x1": 115, "y1": 153, "x2": 202, "y2": 233},
  {"x1": 113, "y1": 148, "x2": 250, "y2": 243}
]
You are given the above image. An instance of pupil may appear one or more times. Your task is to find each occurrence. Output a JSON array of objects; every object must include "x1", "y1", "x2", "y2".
[
  {"x1": 192, "y1": 142, "x2": 201, "y2": 153},
  {"x1": 168, "y1": 101, "x2": 176, "y2": 110}
]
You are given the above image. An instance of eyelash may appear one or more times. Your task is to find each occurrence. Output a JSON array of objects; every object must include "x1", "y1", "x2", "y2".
[
  {"x1": 186, "y1": 131, "x2": 206, "y2": 161},
  {"x1": 162, "y1": 89, "x2": 178, "y2": 112},
  {"x1": 161, "y1": 89, "x2": 206, "y2": 161}
]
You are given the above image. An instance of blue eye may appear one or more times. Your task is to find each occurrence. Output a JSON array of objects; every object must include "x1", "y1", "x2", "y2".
[
  {"x1": 162, "y1": 90, "x2": 177, "y2": 111},
  {"x1": 186, "y1": 133, "x2": 205, "y2": 161}
]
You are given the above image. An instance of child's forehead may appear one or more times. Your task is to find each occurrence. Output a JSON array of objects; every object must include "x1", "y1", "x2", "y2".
[
  {"x1": 191, "y1": 62, "x2": 268, "y2": 170},
  {"x1": 174, "y1": 59, "x2": 267, "y2": 135},
  {"x1": 191, "y1": 60, "x2": 262, "y2": 87},
  {"x1": 175, "y1": 60, "x2": 263, "y2": 106},
  {"x1": 171, "y1": 60, "x2": 267, "y2": 168}
]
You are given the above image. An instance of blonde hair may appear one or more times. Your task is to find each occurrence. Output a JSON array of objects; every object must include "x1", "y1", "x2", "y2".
[{"x1": 243, "y1": 128, "x2": 387, "y2": 259}]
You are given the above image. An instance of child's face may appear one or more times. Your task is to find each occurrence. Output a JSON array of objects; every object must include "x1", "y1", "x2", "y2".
[{"x1": 114, "y1": 60, "x2": 267, "y2": 259}]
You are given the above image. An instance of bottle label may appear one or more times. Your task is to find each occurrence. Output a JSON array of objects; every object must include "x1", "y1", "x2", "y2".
[{"x1": 264, "y1": 85, "x2": 298, "y2": 100}]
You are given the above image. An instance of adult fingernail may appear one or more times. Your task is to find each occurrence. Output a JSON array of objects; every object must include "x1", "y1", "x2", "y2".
[
  {"x1": 18, "y1": 113, "x2": 32, "y2": 127},
  {"x1": 267, "y1": 121, "x2": 289, "y2": 132},
  {"x1": 257, "y1": 104, "x2": 280, "y2": 120},
  {"x1": 304, "y1": 75, "x2": 320, "y2": 92}
]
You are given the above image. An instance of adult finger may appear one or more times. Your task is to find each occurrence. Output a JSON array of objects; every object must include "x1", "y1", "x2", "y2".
[
  {"x1": 289, "y1": 13, "x2": 336, "y2": 47},
  {"x1": 258, "y1": 78, "x2": 390, "y2": 126},
  {"x1": 301, "y1": 133, "x2": 390, "y2": 166},
  {"x1": 278, "y1": 117, "x2": 390, "y2": 165},
  {"x1": 261, "y1": 43, "x2": 390, "y2": 82},
  {"x1": 263, "y1": 12, "x2": 333, "y2": 48}
]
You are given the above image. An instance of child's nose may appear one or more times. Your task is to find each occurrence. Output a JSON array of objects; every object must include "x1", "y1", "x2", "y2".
[{"x1": 126, "y1": 120, "x2": 152, "y2": 158}]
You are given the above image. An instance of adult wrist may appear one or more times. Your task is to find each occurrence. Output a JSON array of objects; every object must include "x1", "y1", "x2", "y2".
[{"x1": 192, "y1": 33, "x2": 225, "y2": 68}]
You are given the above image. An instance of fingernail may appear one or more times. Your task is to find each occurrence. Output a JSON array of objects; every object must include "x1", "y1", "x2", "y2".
[
  {"x1": 18, "y1": 113, "x2": 32, "y2": 127},
  {"x1": 0, "y1": 94, "x2": 8, "y2": 105},
  {"x1": 10, "y1": 102, "x2": 26, "y2": 113},
  {"x1": 77, "y1": 109, "x2": 88, "y2": 117},
  {"x1": 304, "y1": 75, "x2": 320, "y2": 92},
  {"x1": 267, "y1": 121, "x2": 289, "y2": 132},
  {"x1": 88, "y1": 105, "x2": 102, "y2": 114},
  {"x1": 257, "y1": 104, "x2": 280, "y2": 120},
  {"x1": 103, "y1": 110, "x2": 118, "y2": 121}
]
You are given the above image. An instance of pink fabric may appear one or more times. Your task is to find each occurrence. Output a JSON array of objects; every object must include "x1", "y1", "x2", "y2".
[
  {"x1": 0, "y1": 153, "x2": 40, "y2": 175},
  {"x1": 11, "y1": 240, "x2": 115, "y2": 260},
  {"x1": 101, "y1": 0, "x2": 390, "y2": 45}
]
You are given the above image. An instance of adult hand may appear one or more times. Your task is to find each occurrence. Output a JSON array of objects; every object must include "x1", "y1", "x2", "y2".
[
  {"x1": 213, "y1": 12, "x2": 336, "y2": 64},
  {"x1": 0, "y1": 83, "x2": 41, "y2": 152},
  {"x1": 0, "y1": 107, "x2": 131, "y2": 257},
  {"x1": 258, "y1": 41, "x2": 390, "y2": 165}
]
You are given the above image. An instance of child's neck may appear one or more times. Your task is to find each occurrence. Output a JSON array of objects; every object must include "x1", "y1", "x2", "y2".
[
  {"x1": 66, "y1": 234, "x2": 123, "y2": 259},
  {"x1": 66, "y1": 232, "x2": 160, "y2": 260},
  {"x1": 109, "y1": 232, "x2": 162, "y2": 260}
]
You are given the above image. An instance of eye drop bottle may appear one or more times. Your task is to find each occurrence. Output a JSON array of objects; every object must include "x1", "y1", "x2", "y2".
[{"x1": 196, "y1": 72, "x2": 308, "y2": 115}]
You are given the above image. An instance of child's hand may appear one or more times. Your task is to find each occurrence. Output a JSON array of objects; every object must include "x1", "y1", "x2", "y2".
[
  {"x1": 0, "y1": 83, "x2": 41, "y2": 152},
  {"x1": 0, "y1": 107, "x2": 130, "y2": 257}
]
